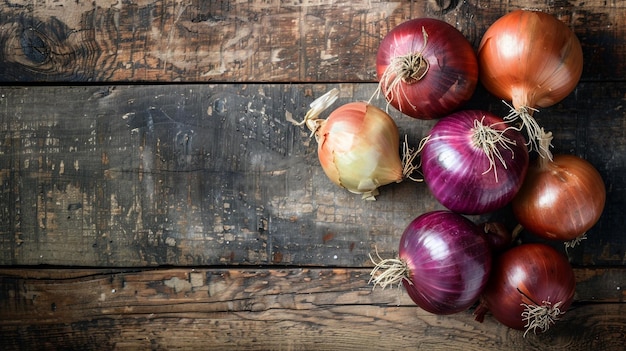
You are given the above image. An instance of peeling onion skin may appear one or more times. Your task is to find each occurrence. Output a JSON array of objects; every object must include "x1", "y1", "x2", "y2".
[
  {"x1": 478, "y1": 10, "x2": 583, "y2": 110},
  {"x1": 316, "y1": 102, "x2": 403, "y2": 198},
  {"x1": 400, "y1": 211, "x2": 492, "y2": 315},
  {"x1": 421, "y1": 110, "x2": 529, "y2": 215},
  {"x1": 475, "y1": 243, "x2": 576, "y2": 334},
  {"x1": 376, "y1": 18, "x2": 479, "y2": 120},
  {"x1": 512, "y1": 153, "x2": 606, "y2": 241}
]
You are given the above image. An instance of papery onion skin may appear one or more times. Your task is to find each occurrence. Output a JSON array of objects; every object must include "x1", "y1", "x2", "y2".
[
  {"x1": 316, "y1": 102, "x2": 403, "y2": 198},
  {"x1": 399, "y1": 211, "x2": 492, "y2": 314},
  {"x1": 478, "y1": 10, "x2": 583, "y2": 110},
  {"x1": 512, "y1": 153, "x2": 606, "y2": 241},
  {"x1": 475, "y1": 243, "x2": 576, "y2": 333},
  {"x1": 376, "y1": 18, "x2": 478, "y2": 119},
  {"x1": 421, "y1": 110, "x2": 529, "y2": 215}
]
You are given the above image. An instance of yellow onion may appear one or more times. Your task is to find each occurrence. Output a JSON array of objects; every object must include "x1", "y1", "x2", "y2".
[{"x1": 294, "y1": 89, "x2": 417, "y2": 200}]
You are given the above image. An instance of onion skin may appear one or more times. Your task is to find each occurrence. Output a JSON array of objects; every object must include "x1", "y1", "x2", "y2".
[
  {"x1": 399, "y1": 211, "x2": 491, "y2": 315},
  {"x1": 478, "y1": 10, "x2": 583, "y2": 110},
  {"x1": 480, "y1": 221, "x2": 513, "y2": 253},
  {"x1": 512, "y1": 153, "x2": 606, "y2": 241},
  {"x1": 376, "y1": 18, "x2": 478, "y2": 119},
  {"x1": 316, "y1": 102, "x2": 403, "y2": 199},
  {"x1": 421, "y1": 110, "x2": 529, "y2": 215},
  {"x1": 475, "y1": 243, "x2": 576, "y2": 335}
]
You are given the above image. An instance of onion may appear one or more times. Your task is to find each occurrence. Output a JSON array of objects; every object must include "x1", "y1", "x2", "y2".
[
  {"x1": 478, "y1": 10, "x2": 583, "y2": 154},
  {"x1": 480, "y1": 221, "x2": 513, "y2": 253},
  {"x1": 292, "y1": 89, "x2": 419, "y2": 200},
  {"x1": 370, "y1": 210, "x2": 492, "y2": 315},
  {"x1": 512, "y1": 130, "x2": 606, "y2": 242},
  {"x1": 376, "y1": 18, "x2": 478, "y2": 120},
  {"x1": 421, "y1": 110, "x2": 529, "y2": 215},
  {"x1": 474, "y1": 243, "x2": 576, "y2": 336}
]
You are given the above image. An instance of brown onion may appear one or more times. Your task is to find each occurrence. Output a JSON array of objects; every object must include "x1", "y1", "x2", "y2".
[
  {"x1": 512, "y1": 130, "x2": 606, "y2": 242},
  {"x1": 478, "y1": 10, "x2": 583, "y2": 154}
]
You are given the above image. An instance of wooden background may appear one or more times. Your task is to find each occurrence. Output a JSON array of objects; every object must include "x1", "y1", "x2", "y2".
[{"x1": 0, "y1": 0, "x2": 625, "y2": 350}]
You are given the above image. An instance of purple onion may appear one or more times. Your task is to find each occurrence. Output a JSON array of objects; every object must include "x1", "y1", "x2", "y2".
[
  {"x1": 370, "y1": 210, "x2": 492, "y2": 314},
  {"x1": 421, "y1": 110, "x2": 529, "y2": 215}
]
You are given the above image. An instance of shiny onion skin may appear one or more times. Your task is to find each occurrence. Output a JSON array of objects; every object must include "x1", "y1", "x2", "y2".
[
  {"x1": 478, "y1": 10, "x2": 583, "y2": 110},
  {"x1": 478, "y1": 10, "x2": 583, "y2": 154},
  {"x1": 294, "y1": 89, "x2": 409, "y2": 200},
  {"x1": 474, "y1": 243, "x2": 576, "y2": 336},
  {"x1": 317, "y1": 102, "x2": 403, "y2": 199},
  {"x1": 512, "y1": 134, "x2": 606, "y2": 241},
  {"x1": 370, "y1": 211, "x2": 492, "y2": 315},
  {"x1": 376, "y1": 18, "x2": 478, "y2": 120},
  {"x1": 421, "y1": 110, "x2": 529, "y2": 215}
]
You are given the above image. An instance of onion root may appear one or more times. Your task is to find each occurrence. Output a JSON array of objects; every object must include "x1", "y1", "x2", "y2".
[
  {"x1": 378, "y1": 26, "x2": 430, "y2": 114},
  {"x1": 503, "y1": 101, "x2": 551, "y2": 158},
  {"x1": 471, "y1": 117, "x2": 518, "y2": 182},
  {"x1": 564, "y1": 232, "x2": 588, "y2": 253},
  {"x1": 521, "y1": 300, "x2": 564, "y2": 337},
  {"x1": 402, "y1": 135, "x2": 428, "y2": 182},
  {"x1": 368, "y1": 249, "x2": 410, "y2": 290},
  {"x1": 518, "y1": 287, "x2": 565, "y2": 337}
]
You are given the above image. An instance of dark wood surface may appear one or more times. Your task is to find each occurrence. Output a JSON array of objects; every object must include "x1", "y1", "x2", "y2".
[
  {"x1": 0, "y1": 83, "x2": 624, "y2": 268},
  {"x1": 0, "y1": 0, "x2": 625, "y2": 350},
  {"x1": 0, "y1": 0, "x2": 624, "y2": 82},
  {"x1": 0, "y1": 268, "x2": 624, "y2": 351}
]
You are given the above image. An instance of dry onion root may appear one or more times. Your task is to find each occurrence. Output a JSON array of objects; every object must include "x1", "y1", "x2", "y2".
[
  {"x1": 290, "y1": 88, "x2": 422, "y2": 200},
  {"x1": 519, "y1": 295, "x2": 565, "y2": 337},
  {"x1": 471, "y1": 117, "x2": 519, "y2": 182}
]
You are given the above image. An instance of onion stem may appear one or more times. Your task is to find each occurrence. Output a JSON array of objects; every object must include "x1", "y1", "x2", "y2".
[
  {"x1": 471, "y1": 117, "x2": 518, "y2": 182},
  {"x1": 511, "y1": 223, "x2": 524, "y2": 241},
  {"x1": 537, "y1": 129, "x2": 555, "y2": 164},
  {"x1": 378, "y1": 26, "x2": 430, "y2": 114},
  {"x1": 368, "y1": 249, "x2": 410, "y2": 290},
  {"x1": 290, "y1": 88, "x2": 340, "y2": 139}
]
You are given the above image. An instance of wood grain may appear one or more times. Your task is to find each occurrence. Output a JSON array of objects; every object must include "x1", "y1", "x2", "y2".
[
  {"x1": 0, "y1": 268, "x2": 624, "y2": 350},
  {"x1": 0, "y1": 0, "x2": 624, "y2": 82},
  {"x1": 1, "y1": 0, "x2": 625, "y2": 349},
  {"x1": 1, "y1": 83, "x2": 624, "y2": 267}
]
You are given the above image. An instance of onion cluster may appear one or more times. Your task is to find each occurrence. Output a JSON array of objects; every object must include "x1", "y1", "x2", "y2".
[{"x1": 290, "y1": 10, "x2": 605, "y2": 338}]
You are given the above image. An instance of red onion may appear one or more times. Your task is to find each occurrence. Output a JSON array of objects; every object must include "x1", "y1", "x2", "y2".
[
  {"x1": 421, "y1": 110, "x2": 529, "y2": 215},
  {"x1": 376, "y1": 18, "x2": 478, "y2": 119},
  {"x1": 370, "y1": 210, "x2": 491, "y2": 315},
  {"x1": 474, "y1": 243, "x2": 576, "y2": 336}
]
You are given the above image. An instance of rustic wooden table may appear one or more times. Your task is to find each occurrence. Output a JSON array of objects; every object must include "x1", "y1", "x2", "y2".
[{"x1": 0, "y1": 1, "x2": 624, "y2": 350}]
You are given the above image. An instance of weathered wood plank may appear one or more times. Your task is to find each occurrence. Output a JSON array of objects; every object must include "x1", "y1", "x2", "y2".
[
  {"x1": 0, "y1": 268, "x2": 624, "y2": 350},
  {"x1": 1, "y1": 83, "x2": 624, "y2": 267},
  {"x1": 0, "y1": 0, "x2": 623, "y2": 82}
]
